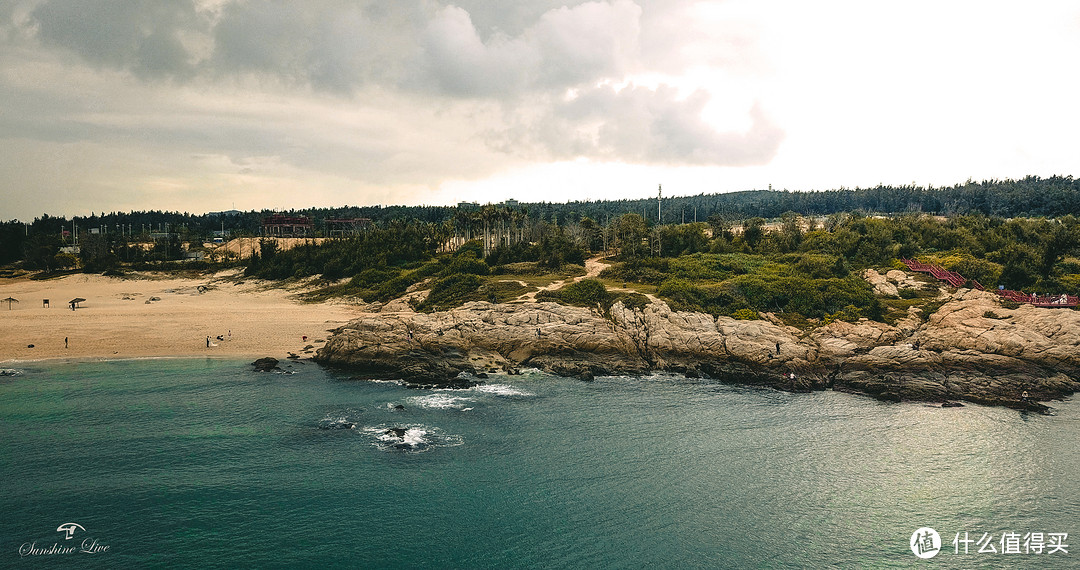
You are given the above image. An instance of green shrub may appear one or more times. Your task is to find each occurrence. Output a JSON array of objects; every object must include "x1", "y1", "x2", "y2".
[
  {"x1": 824, "y1": 304, "x2": 862, "y2": 323},
  {"x1": 732, "y1": 308, "x2": 759, "y2": 320},
  {"x1": 613, "y1": 292, "x2": 650, "y2": 311},
  {"x1": 537, "y1": 279, "x2": 611, "y2": 307},
  {"x1": 443, "y1": 254, "x2": 489, "y2": 276},
  {"x1": 418, "y1": 274, "x2": 483, "y2": 311}
]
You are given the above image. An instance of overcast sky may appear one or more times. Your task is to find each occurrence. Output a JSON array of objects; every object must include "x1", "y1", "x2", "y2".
[{"x1": 2, "y1": 1, "x2": 1079, "y2": 221}]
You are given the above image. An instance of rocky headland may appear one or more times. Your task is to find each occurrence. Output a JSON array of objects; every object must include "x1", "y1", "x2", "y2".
[{"x1": 314, "y1": 284, "x2": 1080, "y2": 412}]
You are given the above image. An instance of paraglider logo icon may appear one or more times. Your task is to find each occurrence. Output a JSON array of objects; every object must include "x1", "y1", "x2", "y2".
[
  {"x1": 56, "y1": 523, "x2": 85, "y2": 540},
  {"x1": 910, "y1": 527, "x2": 941, "y2": 558}
]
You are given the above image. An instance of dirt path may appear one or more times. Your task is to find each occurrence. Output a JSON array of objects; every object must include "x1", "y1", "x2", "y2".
[{"x1": 513, "y1": 254, "x2": 649, "y2": 303}]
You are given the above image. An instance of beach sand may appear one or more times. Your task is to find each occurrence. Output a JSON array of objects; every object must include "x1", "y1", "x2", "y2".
[{"x1": 0, "y1": 270, "x2": 360, "y2": 362}]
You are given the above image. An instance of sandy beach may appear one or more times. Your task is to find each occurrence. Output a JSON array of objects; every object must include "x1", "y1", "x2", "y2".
[{"x1": 0, "y1": 270, "x2": 360, "y2": 363}]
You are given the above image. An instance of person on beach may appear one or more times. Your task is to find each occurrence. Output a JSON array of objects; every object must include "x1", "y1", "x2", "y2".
[
  {"x1": 64, "y1": 337, "x2": 68, "y2": 348},
  {"x1": 206, "y1": 336, "x2": 210, "y2": 348}
]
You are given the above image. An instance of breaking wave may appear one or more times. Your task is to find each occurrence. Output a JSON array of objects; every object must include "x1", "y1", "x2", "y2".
[
  {"x1": 471, "y1": 384, "x2": 534, "y2": 397},
  {"x1": 406, "y1": 393, "x2": 475, "y2": 410},
  {"x1": 363, "y1": 424, "x2": 463, "y2": 453}
]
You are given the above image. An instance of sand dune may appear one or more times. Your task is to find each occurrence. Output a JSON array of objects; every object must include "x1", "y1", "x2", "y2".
[{"x1": 0, "y1": 270, "x2": 359, "y2": 362}]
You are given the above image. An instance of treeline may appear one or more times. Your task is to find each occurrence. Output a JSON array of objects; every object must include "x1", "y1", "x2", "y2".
[
  {"x1": 4, "y1": 175, "x2": 1080, "y2": 250},
  {"x1": 517, "y1": 175, "x2": 1080, "y2": 225}
]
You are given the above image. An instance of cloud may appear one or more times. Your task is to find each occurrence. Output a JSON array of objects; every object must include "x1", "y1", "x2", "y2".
[
  {"x1": 28, "y1": 0, "x2": 207, "y2": 79},
  {"x1": 413, "y1": 1, "x2": 642, "y2": 97},
  {"x1": 0, "y1": 1, "x2": 785, "y2": 219},
  {"x1": 496, "y1": 84, "x2": 783, "y2": 166}
]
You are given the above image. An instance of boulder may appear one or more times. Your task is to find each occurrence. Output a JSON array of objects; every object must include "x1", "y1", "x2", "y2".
[
  {"x1": 863, "y1": 269, "x2": 898, "y2": 297},
  {"x1": 252, "y1": 357, "x2": 279, "y2": 371}
]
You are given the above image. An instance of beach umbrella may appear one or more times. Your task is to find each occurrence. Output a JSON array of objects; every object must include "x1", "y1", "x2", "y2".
[
  {"x1": 69, "y1": 297, "x2": 86, "y2": 308},
  {"x1": 2, "y1": 297, "x2": 17, "y2": 310}
]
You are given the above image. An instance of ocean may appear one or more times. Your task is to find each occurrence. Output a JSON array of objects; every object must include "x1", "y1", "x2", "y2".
[{"x1": 1, "y1": 358, "x2": 1076, "y2": 568}]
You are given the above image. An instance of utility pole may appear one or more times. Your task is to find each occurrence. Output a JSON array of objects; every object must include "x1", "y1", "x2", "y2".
[{"x1": 657, "y1": 184, "x2": 662, "y2": 223}]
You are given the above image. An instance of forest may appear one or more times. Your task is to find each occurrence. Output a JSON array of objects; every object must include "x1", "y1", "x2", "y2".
[
  {"x1": 224, "y1": 210, "x2": 1080, "y2": 324},
  {"x1": 3, "y1": 176, "x2": 1080, "y2": 324}
]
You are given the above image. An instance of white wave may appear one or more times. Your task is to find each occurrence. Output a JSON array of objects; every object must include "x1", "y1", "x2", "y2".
[
  {"x1": 366, "y1": 378, "x2": 403, "y2": 385},
  {"x1": 406, "y1": 393, "x2": 475, "y2": 410},
  {"x1": 472, "y1": 384, "x2": 534, "y2": 397},
  {"x1": 0, "y1": 368, "x2": 24, "y2": 377},
  {"x1": 364, "y1": 424, "x2": 463, "y2": 453},
  {"x1": 317, "y1": 411, "x2": 359, "y2": 430}
]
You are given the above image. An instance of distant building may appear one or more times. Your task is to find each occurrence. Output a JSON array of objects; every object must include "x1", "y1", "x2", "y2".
[
  {"x1": 457, "y1": 201, "x2": 480, "y2": 209},
  {"x1": 208, "y1": 209, "x2": 243, "y2": 216},
  {"x1": 503, "y1": 198, "x2": 519, "y2": 208},
  {"x1": 262, "y1": 215, "x2": 313, "y2": 237},
  {"x1": 325, "y1": 218, "x2": 371, "y2": 237}
]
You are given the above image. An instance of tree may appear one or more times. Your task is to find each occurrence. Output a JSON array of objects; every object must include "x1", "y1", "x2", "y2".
[
  {"x1": 614, "y1": 213, "x2": 648, "y2": 259},
  {"x1": 742, "y1": 217, "x2": 765, "y2": 250},
  {"x1": 778, "y1": 211, "x2": 803, "y2": 252},
  {"x1": 23, "y1": 232, "x2": 62, "y2": 271}
]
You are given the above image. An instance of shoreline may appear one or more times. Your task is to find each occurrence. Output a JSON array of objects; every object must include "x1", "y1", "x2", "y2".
[
  {"x1": 315, "y1": 294, "x2": 1080, "y2": 413},
  {"x1": 2, "y1": 354, "x2": 316, "y2": 366},
  {"x1": 5, "y1": 271, "x2": 1078, "y2": 413}
]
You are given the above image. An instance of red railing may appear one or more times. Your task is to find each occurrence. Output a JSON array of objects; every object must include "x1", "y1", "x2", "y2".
[{"x1": 900, "y1": 259, "x2": 1076, "y2": 308}]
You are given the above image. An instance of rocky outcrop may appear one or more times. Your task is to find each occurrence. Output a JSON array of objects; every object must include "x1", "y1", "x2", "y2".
[
  {"x1": 864, "y1": 268, "x2": 924, "y2": 297},
  {"x1": 315, "y1": 290, "x2": 1080, "y2": 410}
]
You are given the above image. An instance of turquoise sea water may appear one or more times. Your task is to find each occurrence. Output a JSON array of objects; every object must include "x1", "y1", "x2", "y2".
[{"x1": 1, "y1": 358, "x2": 1077, "y2": 568}]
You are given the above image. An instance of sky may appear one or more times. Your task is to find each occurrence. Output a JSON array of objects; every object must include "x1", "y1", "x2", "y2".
[{"x1": 2, "y1": 1, "x2": 1079, "y2": 221}]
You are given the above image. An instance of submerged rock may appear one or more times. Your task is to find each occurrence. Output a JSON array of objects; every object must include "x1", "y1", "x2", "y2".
[
  {"x1": 252, "y1": 357, "x2": 279, "y2": 371},
  {"x1": 318, "y1": 420, "x2": 356, "y2": 430},
  {"x1": 384, "y1": 427, "x2": 408, "y2": 438}
]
